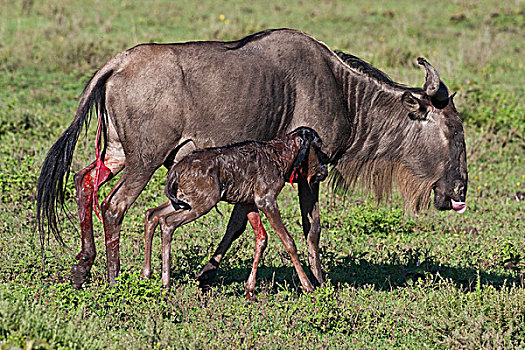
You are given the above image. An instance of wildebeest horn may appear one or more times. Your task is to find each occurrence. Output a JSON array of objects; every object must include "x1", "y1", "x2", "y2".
[{"x1": 417, "y1": 57, "x2": 449, "y2": 102}]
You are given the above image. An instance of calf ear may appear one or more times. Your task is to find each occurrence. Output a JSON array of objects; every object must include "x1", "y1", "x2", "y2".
[
  {"x1": 292, "y1": 138, "x2": 310, "y2": 170},
  {"x1": 311, "y1": 134, "x2": 322, "y2": 149},
  {"x1": 402, "y1": 91, "x2": 427, "y2": 120}
]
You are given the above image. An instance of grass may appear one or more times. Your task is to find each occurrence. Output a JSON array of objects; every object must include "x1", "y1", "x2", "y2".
[{"x1": 1, "y1": 0, "x2": 524, "y2": 348}]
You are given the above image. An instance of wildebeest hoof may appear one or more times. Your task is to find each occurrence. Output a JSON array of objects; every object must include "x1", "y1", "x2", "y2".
[
  {"x1": 311, "y1": 275, "x2": 324, "y2": 288},
  {"x1": 71, "y1": 263, "x2": 90, "y2": 289},
  {"x1": 195, "y1": 263, "x2": 218, "y2": 290}
]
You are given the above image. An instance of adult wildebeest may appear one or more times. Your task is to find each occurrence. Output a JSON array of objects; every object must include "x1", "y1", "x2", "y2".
[
  {"x1": 142, "y1": 127, "x2": 328, "y2": 300},
  {"x1": 36, "y1": 29, "x2": 467, "y2": 289}
]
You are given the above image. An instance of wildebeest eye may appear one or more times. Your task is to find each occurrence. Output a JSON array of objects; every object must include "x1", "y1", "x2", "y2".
[
  {"x1": 408, "y1": 113, "x2": 418, "y2": 121},
  {"x1": 408, "y1": 111, "x2": 428, "y2": 121}
]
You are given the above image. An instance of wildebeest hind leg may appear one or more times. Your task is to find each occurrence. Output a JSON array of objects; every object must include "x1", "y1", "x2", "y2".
[
  {"x1": 71, "y1": 161, "x2": 97, "y2": 289},
  {"x1": 195, "y1": 204, "x2": 248, "y2": 289},
  {"x1": 71, "y1": 139, "x2": 125, "y2": 288},
  {"x1": 100, "y1": 166, "x2": 156, "y2": 285},
  {"x1": 160, "y1": 194, "x2": 220, "y2": 287}
]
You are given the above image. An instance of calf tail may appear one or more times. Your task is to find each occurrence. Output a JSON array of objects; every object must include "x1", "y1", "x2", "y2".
[
  {"x1": 36, "y1": 67, "x2": 114, "y2": 249},
  {"x1": 165, "y1": 170, "x2": 178, "y2": 203},
  {"x1": 165, "y1": 171, "x2": 191, "y2": 211}
]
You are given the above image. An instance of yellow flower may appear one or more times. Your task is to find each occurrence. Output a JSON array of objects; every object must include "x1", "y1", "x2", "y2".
[
  {"x1": 484, "y1": 183, "x2": 488, "y2": 187},
  {"x1": 518, "y1": 182, "x2": 521, "y2": 186},
  {"x1": 474, "y1": 175, "x2": 478, "y2": 180},
  {"x1": 477, "y1": 186, "x2": 481, "y2": 190},
  {"x1": 219, "y1": 14, "x2": 225, "y2": 21},
  {"x1": 224, "y1": 19, "x2": 229, "y2": 24}
]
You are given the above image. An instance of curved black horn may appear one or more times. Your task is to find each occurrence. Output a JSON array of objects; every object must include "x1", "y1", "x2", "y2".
[{"x1": 417, "y1": 57, "x2": 449, "y2": 102}]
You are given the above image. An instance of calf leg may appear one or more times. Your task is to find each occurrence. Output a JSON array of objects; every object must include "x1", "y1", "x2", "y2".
[
  {"x1": 160, "y1": 216, "x2": 175, "y2": 287},
  {"x1": 142, "y1": 201, "x2": 174, "y2": 279},
  {"x1": 195, "y1": 204, "x2": 248, "y2": 288},
  {"x1": 243, "y1": 204, "x2": 268, "y2": 301},
  {"x1": 160, "y1": 195, "x2": 220, "y2": 287},
  {"x1": 259, "y1": 200, "x2": 314, "y2": 293},
  {"x1": 298, "y1": 179, "x2": 323, "y2": 286}
]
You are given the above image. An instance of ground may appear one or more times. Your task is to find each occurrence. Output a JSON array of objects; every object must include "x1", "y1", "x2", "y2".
[{"x1": 0, "y1": 0, "x2": 524, "y2": 348}]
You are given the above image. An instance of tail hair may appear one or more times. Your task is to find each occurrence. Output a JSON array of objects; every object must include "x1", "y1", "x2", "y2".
[{"x1": 36, "y1": 69, "x2": 113, "y2": 249}]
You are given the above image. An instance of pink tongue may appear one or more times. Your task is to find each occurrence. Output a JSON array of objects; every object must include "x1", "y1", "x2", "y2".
[{"x1": 451, "y1": 200, "x2": 466, "y2": 214}]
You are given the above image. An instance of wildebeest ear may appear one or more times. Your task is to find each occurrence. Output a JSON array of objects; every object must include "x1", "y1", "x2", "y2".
[{"x1": 402, "y1": 91, "x2": 427, "y2": 120}]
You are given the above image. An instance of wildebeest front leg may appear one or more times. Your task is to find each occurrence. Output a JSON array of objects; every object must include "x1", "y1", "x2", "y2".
[
  {"x1": 259, "y1": 200, "x2": 314, "y2": 294},
  {"x1": 298, "y1": 178, "x2": 323, "y2": 286},
  {"x1": 195, "y1": 204, "x2": 248, "y2": 288},
  {"x1": 243, "y1": 204, "x2": 268, "y2": 301}
]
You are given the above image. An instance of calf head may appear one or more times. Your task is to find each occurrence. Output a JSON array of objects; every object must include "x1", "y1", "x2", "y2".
[{"x1": 290, "y1": 127, "x2": 329, "y2": 185}]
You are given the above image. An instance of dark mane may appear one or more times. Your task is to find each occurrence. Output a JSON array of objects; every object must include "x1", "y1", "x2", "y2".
[
  {"x1": 328, "y1": 51, "x2": 437, "y2": 213},
  {"x1": 225, "y1": 28, "x2": 286, "y2": 50},
  {"x1": 334, "y1": 50, "x2": 424, "y2": 93},
  {"x1": 334, "y1": 50, "x2": 395, "y2": 84}
]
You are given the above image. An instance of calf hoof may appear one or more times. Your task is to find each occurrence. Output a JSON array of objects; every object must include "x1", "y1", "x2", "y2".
[
  {"x1": 141, "y1": 268, "x2": 152, "y2": 280},
  {"x1": 161, "y1": 278, "x2": 171, "y2": 290},
  {"x1": 195, "y1": 262, "x2": 218, "y2": 290},
  {"x1": 303, "y1": 281, "x2": 316, "y2": 294},
  {"x1": 245, "y1": 289, "x2": 256, "y2": 302},
  {"x1": 71, "y1": 261, "x2": 91, "y2": 289}
]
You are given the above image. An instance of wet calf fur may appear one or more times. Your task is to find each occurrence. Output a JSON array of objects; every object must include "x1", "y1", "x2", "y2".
[{"x1": 141, "y1": 127, "x2": 328, "y2": 300}]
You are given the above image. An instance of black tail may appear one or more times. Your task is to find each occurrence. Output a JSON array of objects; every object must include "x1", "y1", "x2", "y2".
[{"x1": 36, "y1": 69, "x2": 113, "y2": 249}]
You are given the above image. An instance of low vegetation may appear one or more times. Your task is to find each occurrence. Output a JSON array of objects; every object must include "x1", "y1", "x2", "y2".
[{"x1": 1, "y1": 0, "x2": 523, "y2": 348}]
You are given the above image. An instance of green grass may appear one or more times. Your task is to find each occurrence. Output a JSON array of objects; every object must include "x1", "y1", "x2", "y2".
[{"x1": 1, "y1": 0, "x2": 524, "y2": 348}]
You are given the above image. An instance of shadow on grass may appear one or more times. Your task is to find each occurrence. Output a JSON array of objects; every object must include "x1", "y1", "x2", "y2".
[
  {"x1": 171, "y1": 252, "x2": 524, "y2": 294},
  {"x1": 323, "y1": 255, "x2": 524, "y2": 292}
]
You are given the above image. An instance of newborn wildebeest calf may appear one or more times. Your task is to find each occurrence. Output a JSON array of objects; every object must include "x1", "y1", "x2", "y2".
[{"x1": 141, "y1": 127, "x2": 328, "y2": 300}]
